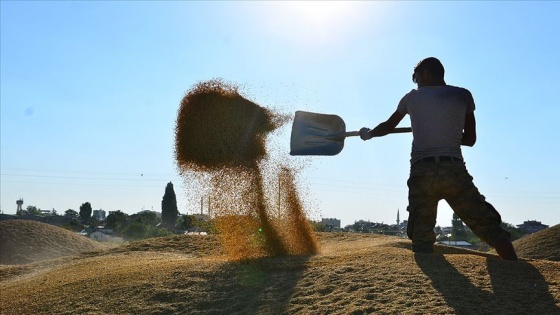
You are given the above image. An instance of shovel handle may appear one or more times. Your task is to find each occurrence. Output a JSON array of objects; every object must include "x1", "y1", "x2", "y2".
[
  {"x1": 346, "y1": 127, "x2": 412, "y2": 137},
  {"x1": 390, "y1": 127, "x2": 412, "y2": 133}
]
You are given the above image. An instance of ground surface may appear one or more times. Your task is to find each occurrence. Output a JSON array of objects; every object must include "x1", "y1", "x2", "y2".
[{"x1": 0, "y1": 221, "x2": 559, "y2": 314}]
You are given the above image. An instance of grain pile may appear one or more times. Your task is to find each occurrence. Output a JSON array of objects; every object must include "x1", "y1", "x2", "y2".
[
  {"x1": 175, "y1": 79, "x2": 318, "y2": 259},
  {"x1": 3, "y1": 233, "x2": 558, "y2": 314},
  {"x1": 513, "y1": 224, "x2": 560, "y2": 261},
  {"x1": 0, "y1": 220, "x2": 105, "y2": 265}
]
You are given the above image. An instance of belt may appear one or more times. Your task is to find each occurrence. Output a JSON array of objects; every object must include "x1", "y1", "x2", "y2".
[{"x1": 417, "y1": 156, "x2": 462, "y2": 163}]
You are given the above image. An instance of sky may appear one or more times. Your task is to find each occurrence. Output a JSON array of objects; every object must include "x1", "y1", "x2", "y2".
[{"x1": 1, "y1": 1, "x2": 559, "y2": 228}]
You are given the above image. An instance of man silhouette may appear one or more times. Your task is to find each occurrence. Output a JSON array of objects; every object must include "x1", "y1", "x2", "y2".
[{"x1": 359, "y1": 57, "x2": 518, "y2": 260}]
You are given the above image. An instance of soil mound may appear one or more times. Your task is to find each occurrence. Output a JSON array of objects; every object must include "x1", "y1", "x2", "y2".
[
  {"x1": 513, "y1": 224, "x2": 560, "y2": 261},
  {"x1": 0, "y1": 220, "x2": 105, "y2": 265}
]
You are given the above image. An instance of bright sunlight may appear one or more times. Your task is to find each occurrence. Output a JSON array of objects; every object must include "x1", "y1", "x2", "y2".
[
  {"x1": 284, "y1": 1, "x2": 356, "y2": 28},
  {"x1": 252, "y1": 1, "x2": 370, "y2": 45}
]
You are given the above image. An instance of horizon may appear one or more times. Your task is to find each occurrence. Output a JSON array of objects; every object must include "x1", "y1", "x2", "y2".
[{"x1": 1, "y1": 207, "x2": 554, "y2": 230}]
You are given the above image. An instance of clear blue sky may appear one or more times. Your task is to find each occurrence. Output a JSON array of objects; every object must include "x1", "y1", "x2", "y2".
[{"x1": 1, "y1": 1, "x2": 559, "y2": 228}]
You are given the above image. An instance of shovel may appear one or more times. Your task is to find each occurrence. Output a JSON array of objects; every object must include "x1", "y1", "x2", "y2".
[{"x1": 289, "y1": 111, "x2": 412, "y2": 156}]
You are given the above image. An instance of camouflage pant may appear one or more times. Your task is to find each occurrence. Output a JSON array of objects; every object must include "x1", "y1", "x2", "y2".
[{"x1": 406, "y1": 158, "x2": 511, "y2": 253}]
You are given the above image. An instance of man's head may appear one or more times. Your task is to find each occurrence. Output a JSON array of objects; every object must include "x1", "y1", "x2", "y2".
[{"x1": 412, "y1": 57, "x2": 446, "y2": 87}]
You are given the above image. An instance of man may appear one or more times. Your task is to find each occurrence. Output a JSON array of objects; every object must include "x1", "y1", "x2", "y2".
[{"x1": 359, "y1": 57, "x2": 518, "y2": 260}]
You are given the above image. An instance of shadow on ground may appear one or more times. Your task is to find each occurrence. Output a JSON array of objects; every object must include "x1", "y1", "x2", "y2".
[
  {"x1": 415, "y1": 254, "x2": 559, "y2": 315},
  {"x1": 147, "y1": 255, "x2": 309, "y2": 314}
]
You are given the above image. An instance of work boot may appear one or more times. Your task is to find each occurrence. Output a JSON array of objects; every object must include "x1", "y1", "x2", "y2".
[{"x1": 493, "y1": 239, "x2": 518, "y2": 261}]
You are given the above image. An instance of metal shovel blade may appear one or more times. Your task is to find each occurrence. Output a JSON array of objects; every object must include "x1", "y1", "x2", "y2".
[
  {"x1": 289, "y1": 111, "x2": 412, "y2": 156},
  {"x1": 289, "y1": 111, "x2": 356, "y2": 156}
]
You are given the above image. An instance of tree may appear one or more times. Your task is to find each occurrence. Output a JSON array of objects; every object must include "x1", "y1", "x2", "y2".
[
  {"x1": 451, "y1": 213, "x2": 468, "y2": 241},
  {"x1": 26, "y1": 205, "x2": 41, "y2": 215},
  {"x1": 136, "y1": 211, "x2": 160, "y2": 226},
  {"x1": 179, "y1": 214, "x2": 194, "y2": 230},
  {"x1": 65, "y1": 209, "x2": 79, "y2": 218},
  {"x1": 191, "y1": 217, "x2": 216, "y2": 234},
  {"x1": 88, "y1": 215, "x2": 100, "y2": 226},
  {"x1": 122, "y1": 212, "x2": 172, "y2": 241},
  {"x1": 123, "y1": 221, "x2": 149, "y2": 240},
  {"x1": 106, "y1": 210, "x2": 129, "y2": 234},
  {"x1": 501, "y1": 222, "x2": 525, "y2": 241},
  {"x1": 161, "y1": 182, "x2": 179, "y2": 226},
  {"x1": 79, "y1": 202, "x2": 92, "y2": 224},
  {"x1": 62, "y1": 218, "x2": 82, "y2": 232},
  {"x1": 309, "y1": 221, "x2": 328, "y2": 232}
]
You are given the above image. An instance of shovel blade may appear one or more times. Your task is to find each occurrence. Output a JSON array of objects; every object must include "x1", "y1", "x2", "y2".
[{"x1": 290, "y1": 111, "x2": 347, "y2": 156}]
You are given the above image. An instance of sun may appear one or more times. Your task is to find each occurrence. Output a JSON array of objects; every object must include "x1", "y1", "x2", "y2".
[
  {"x1": 284, "y1": 1, "x2": 356, "y2": 28},
  {"x1": 253, "y1": 1, "x2": 368, "y2": 45}
]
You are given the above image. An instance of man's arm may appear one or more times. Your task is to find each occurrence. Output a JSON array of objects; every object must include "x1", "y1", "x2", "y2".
[
  {"x1": 359, "y1": 110, "x2": 406, "y2": 140},
  {"x1": 462, "y1": 112, "x2": 476, "y2": 146}
]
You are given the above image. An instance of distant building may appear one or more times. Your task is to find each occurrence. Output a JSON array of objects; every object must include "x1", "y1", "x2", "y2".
[
  {"x1": 16, "y1": 199, "x2": 24, "y2": 214},
  {"x1": 438, "y1": 240, "x2": 474, "y2": 249},
  {"x1": 321, "y1": 218, "x2": 341, "y2": 229},
  {"x1": 398, "y1": 220, "x2": 408, "y2": 231},
  {"x1": 517, "y1": 220, "x2": 549, "y2": 234},
  {"x1": 439, "y1": 226, "x2": 453, "y2": 236},
  {"x1": 96, "y1": 226, "x2": 113, "y2": 235},
  {"x1": 92, "y1": 209, "x2": 106, "y2": 221}
]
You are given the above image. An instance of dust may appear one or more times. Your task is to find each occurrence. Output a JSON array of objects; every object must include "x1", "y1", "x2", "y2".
[{"x1": 175, "y1": 79, "x2": 319, "y2": 260}]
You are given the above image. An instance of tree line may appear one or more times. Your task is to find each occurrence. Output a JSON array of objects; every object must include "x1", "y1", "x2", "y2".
[
  {"x1": 16, "y1": 182, "x2": 527, "y2": 244},
  {"x1": 15, "y1": 182, "x2": 208, "y2": 241}
]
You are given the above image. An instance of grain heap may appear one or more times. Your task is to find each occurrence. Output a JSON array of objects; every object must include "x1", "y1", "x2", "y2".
[{"x1": 175, "y1": 79, "x2": 318, "y2": 259}]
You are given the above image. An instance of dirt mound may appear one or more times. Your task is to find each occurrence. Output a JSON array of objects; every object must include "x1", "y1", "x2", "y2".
[
  {"x1": 0, "y1": 220, "x2": 105, "y2": 265},
  {"x1": 513, "y1": 224, "x2": 560, "y2": 261},
  {"x1": 1, "y1": 233, "x2": 558, "y2": 315}
]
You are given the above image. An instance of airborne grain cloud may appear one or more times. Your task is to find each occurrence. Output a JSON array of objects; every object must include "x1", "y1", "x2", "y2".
[{"x1": 175, "y1": 79, "x2": 318, "y2": 259}]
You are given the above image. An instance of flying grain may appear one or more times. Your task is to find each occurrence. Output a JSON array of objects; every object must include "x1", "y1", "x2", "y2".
[{"x1": 175, "y1": 79, "x2": 318, "y2": 259}]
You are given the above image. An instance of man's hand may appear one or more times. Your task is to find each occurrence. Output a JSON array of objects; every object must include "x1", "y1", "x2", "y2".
[
  {"x1": 359, "y1": 110, "x2": 406, "y2": 141},
  {"x1": 359, "y1": 127, "x2": 373, "y2": 140}
]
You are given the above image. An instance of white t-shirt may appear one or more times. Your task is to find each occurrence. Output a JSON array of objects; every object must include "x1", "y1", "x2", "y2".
[{"x1": 397, "y1": 85, "x2": 476, "y2": 163}]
